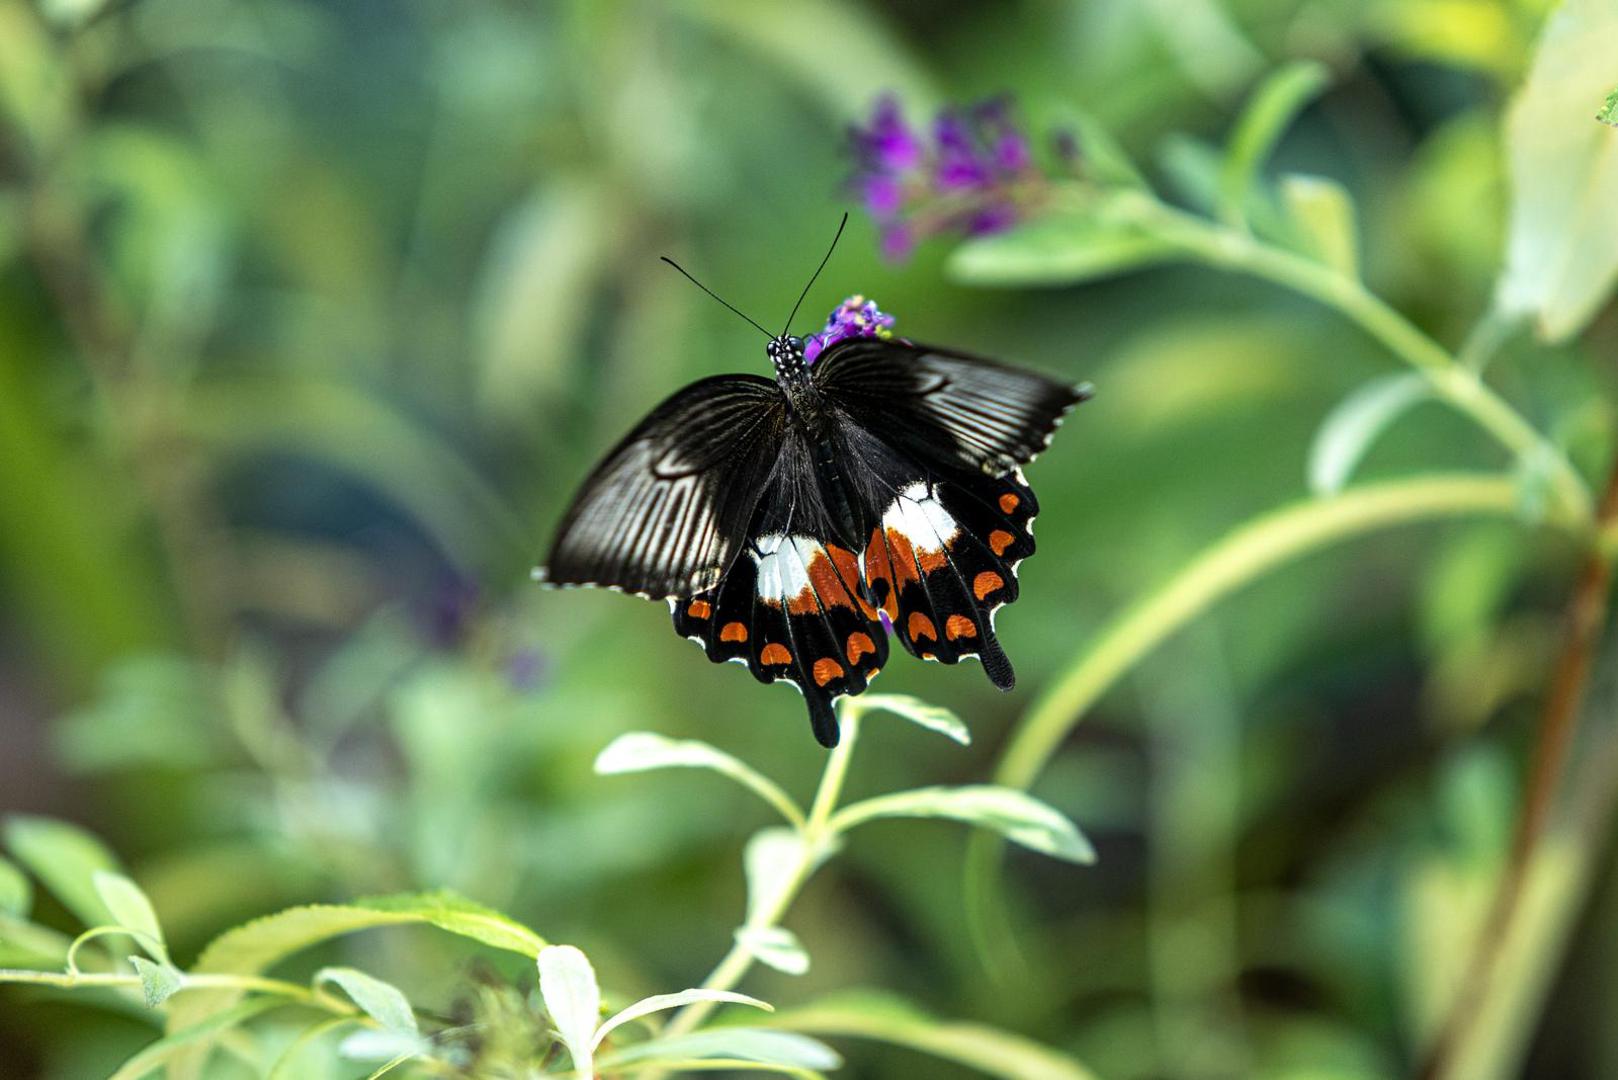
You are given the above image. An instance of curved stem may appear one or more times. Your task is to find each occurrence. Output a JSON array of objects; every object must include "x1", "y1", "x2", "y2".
[
  {"x1": 1107, "y1": 194, "x2": 1593, "y2": 522},
  {"x1": 968, "y1": 474, "x2": 1586, "y2": 981},
  {"x1": 0, "y1": 968, "x2": 349, "y2": 1012},
  {"x1": 1418, "y1": 453, "x2": 1618, "y2": 1079},
  {"x1": 656, "y1": 709, "x2": 865, "y2": 1051}
]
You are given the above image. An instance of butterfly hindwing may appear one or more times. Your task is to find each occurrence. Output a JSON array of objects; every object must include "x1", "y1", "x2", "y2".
[
  {"x1": 540, "y1": 375, "x2": 785, "y2": 599},
  {"x1": 673, "y1": 430, "x2": 888, "y2": 747}
]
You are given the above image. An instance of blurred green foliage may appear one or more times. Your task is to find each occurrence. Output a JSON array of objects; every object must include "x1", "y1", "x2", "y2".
[{"x1": 5, "y1": 0, "x2": 1618, "y2": 1077}]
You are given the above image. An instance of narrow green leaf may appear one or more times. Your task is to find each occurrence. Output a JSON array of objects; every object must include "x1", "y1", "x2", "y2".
[
  {"x1": 338, "y1": 1028, "x2": 430, "y2": 1062},
  {"x1": 0, "y1": 912, "x2": 72, "y2": 965},
  {"x1": 617, "y1": 1059, "x2": 825, "y2": 1078},
  {"x1": 744, "y1": 828, "x2": 810, "y2": 926},
  {"x1": 93, "y1": 871, "x2": 167, "y2": 962},
  {"x1": 598, "y1": 1028, "x2": 842, "y2": 1071},
  {"x1": 595, "y1": 989, "x2": 771, "y2": 1049},
  {"x1": 0, "y1": 856, "x2": 30, "y2": 917},
  {"x1": 108, "y1": 997, "x2": 284, "y2": 1080},
  {"x1": 164, "y1": 893, "x2": 543, "y2": 1080},
  {"x1": 735, "y1": 926, "x2": 811, "y2": 976},
  {"x1": 315, "y1": 967, "x2": 418, "y2": 1034},
  {"x1": 837, "y1": 786, "x2": 1095, "y2": 864},
  {"x1": 3, "y1": 816, "x2": 120, "y2": 927},
  {"x1": 854, "y1": 695, "x2": 970, "y2": 745},
  {"x1": 1497, "y1": 1, "x2": 1618, "y2": 341},
  {"x1": 130, "y1": 956, "x2": 183, "y2": 1008},
  {"x1": 350, "y1": 890, "x2": 546, "y2": 957},
  {"x1": 595, "y1": 733, "x2": 803, "y2": 825},
  {"x1": 1280, "y1": 173, "x2": 1359, "y2": 277},
  {"x1": 538, "y1": 945, "x2": 600, "y2": 1075},
  {"x1": 1218, "y1": 61, "x2": 1331, "y2": 226},
  {"x1": 769, "y1": 990, "x2": 1101, "y2": 1080},
  {"x1": 1308, "y1": 373, "x2": 1431, "y2": 495},
  {"x1": 948, "y1": 207, "x2": 1179, "y2": 287}
]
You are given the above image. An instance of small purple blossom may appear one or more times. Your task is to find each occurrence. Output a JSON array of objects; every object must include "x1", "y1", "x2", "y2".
[
  {"x1": 847, "y1": 93, "x2": 1047, "y2": 262},
  {"x1": 803, "y1": 294, "x2": 896, "y2": 364}
]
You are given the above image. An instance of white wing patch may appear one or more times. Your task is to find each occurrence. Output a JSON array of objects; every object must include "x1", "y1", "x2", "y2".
[
  {"x1": 880, "y1": 481, "x2": 961, "y2": 557},
  {"x1": 750, "y1": 533, "x2": 821, "y2": 607}
]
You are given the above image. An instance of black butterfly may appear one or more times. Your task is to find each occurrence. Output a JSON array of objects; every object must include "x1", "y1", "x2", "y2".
[{"x1": 536, "y1": 217, "x2": 1089, "y2": 747}]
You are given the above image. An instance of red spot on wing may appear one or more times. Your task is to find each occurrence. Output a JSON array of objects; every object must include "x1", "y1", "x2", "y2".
[{"x1": 760, "y1": 643, "x2": 792, "y2": 666}]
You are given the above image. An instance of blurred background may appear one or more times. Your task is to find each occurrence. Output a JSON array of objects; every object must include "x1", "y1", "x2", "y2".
[{"x1": 2, "y1": 0, "x2": 1617, "y2": 1077}]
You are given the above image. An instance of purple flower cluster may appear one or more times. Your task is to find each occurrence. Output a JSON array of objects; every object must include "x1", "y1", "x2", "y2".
[
  {"x1": 803, "y1": 295, "x2": 896, "y2": 364},
  {"x1": 849, "y1": 95, "x2": 1041, "y2": 261}
]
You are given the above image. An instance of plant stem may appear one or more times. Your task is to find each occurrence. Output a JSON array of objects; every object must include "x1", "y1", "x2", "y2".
[
  {"x1": 1110, "y1": 195, "x2": 1593, "y2": 522},
  {"x1": 1417, "y1": 452, "x2": 1618, "y2": 1080},
  {"x1": 968, "y1": 473, "x2": 1587, "y2": 982},
  {"x1": 656, "y1": 708, "x2": 865, "y2": 1049},
  {"x1": 0, "y1": 968, "x2": 350, "y2": 1012}
]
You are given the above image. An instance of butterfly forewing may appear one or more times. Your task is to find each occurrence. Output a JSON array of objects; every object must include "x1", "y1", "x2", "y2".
[
  {"x1": 811, "y1": 338, "x2": 1086, "y2": 475},
  {"x1": 540, "y1": 375, "x2": 784, "y2": 599}
]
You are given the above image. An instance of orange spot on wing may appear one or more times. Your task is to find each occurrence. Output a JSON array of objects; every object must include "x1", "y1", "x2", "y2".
[
  {"x1": 999, "y1": 493, "x2": 1020, "y2": 514},
  {"x1": 868, "y1": 667, "x2": 881, "y2": 680},
  {"x1": 686, "y1": 599, "x2": 712, "y2": 618},
  {"x1": 973, "y1": 571, "x2": 1005, "y2": 600},
  {"x1": 760, "y1": 643, "x2": 791, "y2": 666},
  {"x1": 908, "y1": 613, "x2": 937, "y2": 642},
  {"x1": 830, "y1": 546, "x2": 879, "y2": 619},
  {"x1": 945, "y1": 614, "x2": 978, "y2": 640},
  {"x1": 921, "y1": 652, "x2": 937, "y2": 661},
  {"x1": 812, "y1": 657, "x2": 845, "y2": 686},
  {"x1": 786, "y1": 548, "x2": 856, "y2": 615},
  {"x1": 989, "y1": 530, "x2": 1016, "y2": 556},
  {"x1": 846, "y1": 631, "x2": 876, "y2": 664},
  {"x1": 917, "y1": 548, "x2": 947, "y2": 573},
  {"x1": 863, "y1": 528, "x2": 901, "y2": 619},
  {"x1": 720, "y1": 621, "x2": 748, "y2": 642},
  {"x1": 885, "y1": 528, "x2": 922, "y2": 588}
]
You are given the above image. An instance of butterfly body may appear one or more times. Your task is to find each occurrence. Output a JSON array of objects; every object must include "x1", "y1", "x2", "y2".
[{"x1": 540, "y1": 317, "x2": 1087, "y2": 748}]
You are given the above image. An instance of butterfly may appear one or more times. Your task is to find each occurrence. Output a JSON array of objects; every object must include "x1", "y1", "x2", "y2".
[{"x1": 536, "y1": 216, "x2": 1089, "y2": 747}]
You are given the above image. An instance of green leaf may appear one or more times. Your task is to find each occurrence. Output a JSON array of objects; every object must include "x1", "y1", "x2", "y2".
[
  {"x1": 595, "y1": 989, "x2": 771, "y2": 1050},
  {"x1": 836, "y1": 786, "x2": 1095, "y2": 864},
  {"x1": 130, "y1": 956, "x2": 183, "y2": 1008},
  {"x1": 349, "y1": 890, "x2": 546, "y2": 957},
  {"x1": 1218, "y1": 61, "x2": 1331, "y2": 226},
  {"x1": 93, "y1": 871, "x2": 168, "y2": 962},
  {"x1": 163, "y1": 892, "x2": 543, "y2": 1080},
  {"x1": 1497, "y1": 0, "x2": 1618, "y2": 342},
  {"x1": 853, "y1": 695, "x2": 970, "y2": 745},
  {"x1": 948, "y1": 205, "x2": 1179, "y2": 287},
  {"x1": 735, "y1": 926, "x2": 810, "y2": 976},
  {"x1": 744, "y1": 828, "x2": 810, "y2": 926},
  {"x1": 769, "y1": 990, "x2": 1101, "y2": 1080},
  {"x1": 315, "y1": 967, "x2": 418, "y2": 1034},
  {"x1": 598, "y1": 1028, "x2": 842, "y2": 1071},
  {"x1": 595, "y1": 732, "x2": 803, "y2": 824},
  {"x1": 109, "y1": 998, "x2": 285, "y2": 1080},
  {"x1": 0, "y1": 856, "x2": 30, "y2": 917},
  {"x1": 1308, "y1": 373, "x2": 1432, "y2": 495},
  {"x1": 0, "y1": 912, "x2": 72, "y2": 965},
  {"x1": 538, "y1": 944, "x2": 600, "y2": 1076},
  {"x1": 1280, "y1": 173, "x2": 1360, "y2": 277},
  {"x1": 3, "y1": 815, "x2": 120, "y2": 927}
]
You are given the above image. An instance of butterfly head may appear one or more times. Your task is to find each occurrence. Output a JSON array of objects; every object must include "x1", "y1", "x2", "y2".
[{"x1": 767, "y1": 334, "x2": 808, "y2": 380}]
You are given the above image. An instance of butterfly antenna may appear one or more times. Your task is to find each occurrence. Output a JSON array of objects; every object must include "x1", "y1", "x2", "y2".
[
  {"x1": 783, "y1": 211, "x2": 848, "y2": 335},
  {"x1": 659, "y1": 256, "x2": 772, "y2": 338}
]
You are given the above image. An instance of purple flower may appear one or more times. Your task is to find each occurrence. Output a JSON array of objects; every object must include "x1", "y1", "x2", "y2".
[
  {"x1": 846, "y1": 92, "x2": 1041, "y2": 262},
  {"x1": 851, "y1": 94, "x2": 922, "y2": 172},
  {"x1": 803, "y1": 295, "x2": 896, "y2": 365}
]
